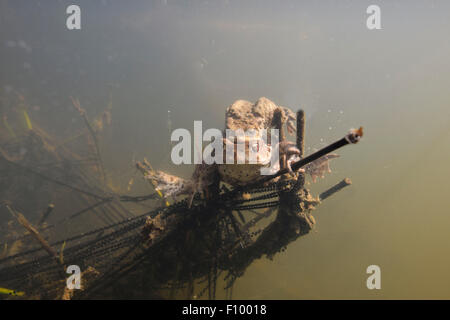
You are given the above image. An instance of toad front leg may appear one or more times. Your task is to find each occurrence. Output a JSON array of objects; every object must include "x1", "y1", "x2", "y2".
[{"x1": 278, "y1": 141, "x2": 303, "y2": 176}]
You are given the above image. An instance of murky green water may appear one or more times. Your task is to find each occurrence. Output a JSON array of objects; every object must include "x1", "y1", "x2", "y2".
[{"x1": 1, "y1": 0, "x2": 449, "y2": 299}]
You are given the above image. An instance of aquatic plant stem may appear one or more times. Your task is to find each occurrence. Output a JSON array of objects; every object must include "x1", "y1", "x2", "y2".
[
  {"x1": 70, "y1": 97, "x2": 107, "y2": 186},
  {"x1": 0, "y1": 155, "x2": 106, "y2": 200}
]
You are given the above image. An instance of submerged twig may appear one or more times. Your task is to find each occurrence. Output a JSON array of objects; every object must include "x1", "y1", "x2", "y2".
[
  {"x1": 296, "y1": 110, "x2": 305, "y2": 157},
  {"x1": 273, "y1": 108, "x2": 286, "y2": 170},
  {"x1": 38, "y1": 203, "x2": 55, "y2": 226},
  {"x1": 6, "y1": 205, "x2": 58, "y2": 262},
  {"x1": 319, "y1": 178, "x2": 352, "y2": 200},
  {"x1": 291, "y1": 109, "x2": 306, "y2": 192}
]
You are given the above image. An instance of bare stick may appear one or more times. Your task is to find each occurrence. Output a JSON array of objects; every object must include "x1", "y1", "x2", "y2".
[
  {"x1": 319, "y1": 178, "x2": 352, "y2": 200},
  {"x1": 6, "y1": 205, "x2": 58, "y2": 261},
  {"x1": 273, "y1": 108, "x2": 285, "y2": 170},
  {"x1": 296, "y1": 110, "x2": 305, "y2": 157}
]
